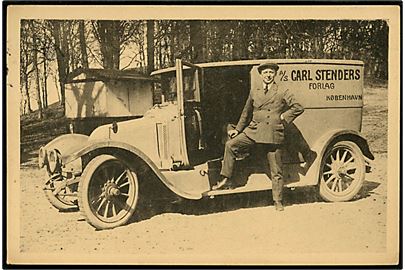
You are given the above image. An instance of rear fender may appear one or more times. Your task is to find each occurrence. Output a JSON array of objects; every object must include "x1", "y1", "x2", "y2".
[
  {"x1": 304, "y1": 129, "x2": 374, "y2": 186},
  {"x1": 63, "y1": 140, "x2": 202, "y2": 200}
]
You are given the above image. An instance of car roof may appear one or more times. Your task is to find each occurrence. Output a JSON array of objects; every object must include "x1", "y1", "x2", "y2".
[
  {"x1": 150, "y1": 59, "x2": 364, "y2": 76},
  {"x1": 66, "y1": 68, "x2": 157, "y2": 83}
]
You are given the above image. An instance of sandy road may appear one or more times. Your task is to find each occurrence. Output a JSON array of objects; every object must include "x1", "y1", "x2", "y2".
[{"x1": 19, "y1": 153, "x2": 387, "y2": 260}]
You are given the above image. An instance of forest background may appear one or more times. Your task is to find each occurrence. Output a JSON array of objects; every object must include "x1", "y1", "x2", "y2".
[{"x1": 18, "y1": 19, "x2": 388, "y2": 118}]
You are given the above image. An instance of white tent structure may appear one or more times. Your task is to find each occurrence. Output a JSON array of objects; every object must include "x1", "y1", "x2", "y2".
[{"x1": 65, "y1": 68, "x2": 156, "y2": 119}]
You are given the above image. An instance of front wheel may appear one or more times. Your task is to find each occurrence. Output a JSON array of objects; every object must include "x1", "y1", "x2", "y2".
[
  {"x1": 78, "y1": 155, "x2": 139, "y2": 229},
  {"x1": 319, "y1": 141, "x2": 365, "y2": 202},
  {"x1": 44, "y1": 172, "x2": 78, "y2": 211}
]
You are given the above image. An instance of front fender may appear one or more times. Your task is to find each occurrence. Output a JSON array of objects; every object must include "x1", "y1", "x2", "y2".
[
  {"x1": 63, "y1": 140, "x2": 201, "y2": 200},
  {"x1": 44, "y1": 133, "x2": 89, "y2": 157},
  {"x1": 304, "y1": 129, "x2": 374, "y2": 186}
]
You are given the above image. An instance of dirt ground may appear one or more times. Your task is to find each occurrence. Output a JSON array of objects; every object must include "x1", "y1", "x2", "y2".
[{"x1": 17, "y1": 84, "x2": 389, "y2": 262}]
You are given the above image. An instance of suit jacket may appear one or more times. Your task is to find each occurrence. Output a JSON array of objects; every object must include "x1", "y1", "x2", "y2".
[{"x1": 235, "y1": 82, "x2": 304, "y2": 144}]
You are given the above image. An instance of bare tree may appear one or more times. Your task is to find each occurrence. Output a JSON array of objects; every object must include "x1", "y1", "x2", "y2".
[
  {"x1": 79, "y1": 20, "x2": 89, "y2": 69},
  {"x1": 35, "y1": 20, "x2": 55, "y2": 108},
  {"x1": 30, "y1": 20, "x2": 43, "y2": 119},
  {"x1": 147, "y1": 20, "x2": 155, "y2": 73},
  {"x1": 232, "y1": 21, "x2": 250, "y2": 60},
  {"x1": 91, "y1": 20, "x2": 142, "y2": 70},
  {"x1": 49, "y1": 20, "x2": 71, "y2": 106},
  {"x1": 189, "y1": 21, "x2": 205, "y2": 62},
  {"x1": 20, "y1": 20, "x2": 33, "y2": 114}
]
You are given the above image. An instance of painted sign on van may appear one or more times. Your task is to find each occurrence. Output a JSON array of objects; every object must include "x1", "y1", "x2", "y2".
[{"x1": 251, "y1": 62, "x2": 364, "y2": 109}]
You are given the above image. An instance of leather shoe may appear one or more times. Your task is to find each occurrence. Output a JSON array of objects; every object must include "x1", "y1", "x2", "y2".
[
  {"x1": 212, "y1": 178, "x2": 231, "y2": 190},
  {"x1": 274, "y1": 201, "x2": 284, "y2": 211},
  {"x1": 220, "y1": 180, "x2": 235, "y2": 190}
]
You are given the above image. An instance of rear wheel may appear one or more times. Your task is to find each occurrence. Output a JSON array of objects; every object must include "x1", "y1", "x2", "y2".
[
  {"x1": 319, "y1": 141, "x2": 365, "y2": 202},
  {"x1": 78, "y1": 155, "x2": 139, "y2": 229}
]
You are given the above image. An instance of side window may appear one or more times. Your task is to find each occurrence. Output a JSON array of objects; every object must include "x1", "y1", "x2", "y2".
[
  {"x1": 156, "y1": 74, "x2": 177, "y2": 103},
  {"x1": 153, "y1": 81, "x2": 162, "y2": 104},
  {"x1": 183, "y1": 69, "x2": 201, "y2": 102}
]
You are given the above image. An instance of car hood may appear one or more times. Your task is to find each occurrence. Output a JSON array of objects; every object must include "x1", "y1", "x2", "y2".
[{"x1": 88, "y1": 103, "x2": 179, "y2": 164}]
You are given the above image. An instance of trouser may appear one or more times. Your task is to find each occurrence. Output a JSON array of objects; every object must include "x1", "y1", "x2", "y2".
[{"x1": 220, "y1": 132, "x2": 284, "y2": 201}]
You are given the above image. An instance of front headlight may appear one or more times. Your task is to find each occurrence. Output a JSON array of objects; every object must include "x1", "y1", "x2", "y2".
[
  {"x1": 69, "y1": 123, "x2": 74, "y2": 134},
  {"x1": 47, "y1": 149, "x2": 61, "y2": 174},
  {"x1": 38, "y1": 147, "x2": 47, "y2": 168}
]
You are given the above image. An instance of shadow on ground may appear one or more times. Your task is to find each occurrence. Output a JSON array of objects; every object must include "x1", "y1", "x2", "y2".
[
  {"x1": 20, "y1": 150, "x2": 38, "y2": 169},
  {"x1": 355, "y1": 180, "x2": 381, "y2": 200},
  {"x1": 32, "y1": 172, "x2": 380, "y2": 228},
  {"x1": 52, "y1": 179, "x2": 381, "y2": 229},
  {"x1": 132, "y1": 180, "x2": 380, "y2": 224}
]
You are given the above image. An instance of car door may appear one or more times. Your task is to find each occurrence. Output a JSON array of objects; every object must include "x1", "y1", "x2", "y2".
[{"x1": 175, "y1": 59, "x2": 203, "y2": 167}]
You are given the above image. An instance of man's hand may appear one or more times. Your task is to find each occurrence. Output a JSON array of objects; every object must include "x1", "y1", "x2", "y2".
[{"x1": 228, "y1": 129, "x2": 239, "y2": 139}]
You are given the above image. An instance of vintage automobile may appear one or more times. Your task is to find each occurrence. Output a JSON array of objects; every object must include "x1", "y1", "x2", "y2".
[{"x1": 38, "y1": 59, "x2": 374, "y2": 229}]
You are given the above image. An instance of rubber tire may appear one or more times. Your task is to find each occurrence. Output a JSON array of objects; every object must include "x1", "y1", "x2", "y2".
[
  {"x1": 319, "y1": 141, "x2": 365, "y2": 202},
  {"x1": 78, "y1": 155, "x2": 139, "y2": 230},
  {"x1": 43, "y1": 172, "x2": 78, "y2": 211}
]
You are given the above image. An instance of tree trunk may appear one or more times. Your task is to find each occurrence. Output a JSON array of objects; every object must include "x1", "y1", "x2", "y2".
[
  {"x1": 189, "y1": 21, "x2": 204, "y2": 62},
  {"x1": 42, "y1": 54, "x2": 48, "y2": 108},
  {"x1": 20, "y1": 79, "x2": 31, "y2": 114},
  {"x1": 79, "y1": 20, "x2": 89, "y2": 69},
  {"x1": 23, "y1": 55, "x2": 32, "y2": 113},
  {"x1": 98, "y1": 20, "x2": 121, "y2": 69},
  {"x1": 232, "y1": 22, "x2": 249, "y2": 60},
  {"x1": 61, "y1": 23, "x2": 69, "y2": 106},
  {"x1": 147, "y1": 20, "x2": 155, "y2": 74},
  {"x1": 112, "y1": 23, "x2": 120, "y2": 69},
  {"x1": 20, "y1": 86, "x2": 25, "y2": 115},
  {"x1": 20, "y1": 20, "x2": 32, "y2": 114},
  {"x1": 23, "y1": 79, "x2": 32, "y2": 113},
  {"x1": 50, "y1": 20, "x2": 68, "y2": 106},
  {"x1": 168, "y1": 21, "x2": 176, "y2": 66},
  {"x1": 53, "y1": 74, "x2": 61, "y2": 102},
  {"x1": 31, "y1": 33, "x2": 43, "y2": 119}
]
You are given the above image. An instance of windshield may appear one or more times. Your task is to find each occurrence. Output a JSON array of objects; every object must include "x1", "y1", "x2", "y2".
[{"x1": 152, "y1": 69, "x2": 199, "y2": 104}]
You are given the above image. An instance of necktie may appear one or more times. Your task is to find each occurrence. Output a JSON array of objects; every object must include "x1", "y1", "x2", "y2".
[{"x1": 264, "y1": 84, "x2": 269, "y2": 94}]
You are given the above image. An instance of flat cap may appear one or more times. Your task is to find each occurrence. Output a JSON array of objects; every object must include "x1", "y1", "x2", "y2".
[{"x1": 257, "y1": 62, "x2": 279, "y2": 73}]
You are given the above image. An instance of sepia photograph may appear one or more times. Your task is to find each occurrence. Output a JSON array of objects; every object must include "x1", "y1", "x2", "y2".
[{"x1": 5, "y1": 4, "x2": 401, "y2": 266}]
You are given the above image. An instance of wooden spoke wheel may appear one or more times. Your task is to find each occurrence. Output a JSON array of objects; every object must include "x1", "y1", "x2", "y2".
[
  {"x1": 44, "y1": 172, "x2": 78, "y2": 211},
  {"x1": 319, "y1": 141, "x2": 365, "y2": 202},
  {"x1": 78, "y1": 155, "x2": 139, "y2": 229}
]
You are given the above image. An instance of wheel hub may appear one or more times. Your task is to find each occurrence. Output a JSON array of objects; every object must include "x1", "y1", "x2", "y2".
[
  {"x1": 331, "y1": 161, "x2": 344, "y2": 176},
  {"x1": 324, "y1": 149, "x2": 358, "y2": 193},
  {"x1": 337, "y1": 167, "x2": 346, "y2": 175},
  {"x1": 102, "y1": 180, "x2": 121, "y2": 199}
]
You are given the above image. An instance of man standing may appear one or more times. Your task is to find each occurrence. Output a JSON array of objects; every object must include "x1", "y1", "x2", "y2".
[{"x1": 212, "y1": 62, "x2": 304, "y2": 211}]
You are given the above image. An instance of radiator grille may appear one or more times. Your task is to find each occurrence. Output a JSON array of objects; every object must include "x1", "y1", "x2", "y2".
[{"x1": 156, "y1": 123, "x2": 169, "y2": 163}]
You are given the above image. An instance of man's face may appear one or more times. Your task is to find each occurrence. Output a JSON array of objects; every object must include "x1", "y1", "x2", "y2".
[{"x1": 261, "y1": 68, "x2": 277, "y2": 84}]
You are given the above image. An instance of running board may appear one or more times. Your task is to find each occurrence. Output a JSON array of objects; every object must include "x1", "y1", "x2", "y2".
[
  {"x1": 203, "y1": 173, "x2": 316, "y2": 197},
  {"x1": 204, "y1": 183, "x2": 272, "y2": 197}
]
